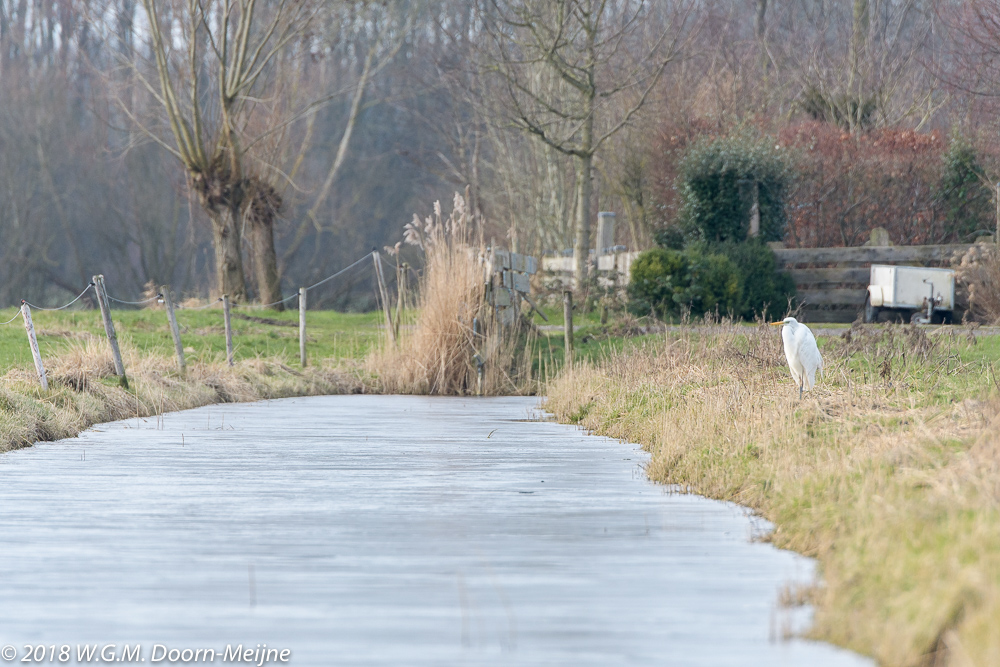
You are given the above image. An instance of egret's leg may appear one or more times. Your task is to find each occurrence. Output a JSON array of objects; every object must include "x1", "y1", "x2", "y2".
[{"x1": 799, "y1": 377, "x2": 803, "y2": 400}]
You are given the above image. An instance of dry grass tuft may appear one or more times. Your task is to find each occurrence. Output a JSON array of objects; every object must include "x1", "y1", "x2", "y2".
[
  {"x1": 546, "y1": 320, "x2": 1000, "y2": 666},
  {"x1": 368, "y1": 194, "x2": 535, "y2": 395},
  {"x1": 47, "y1": 337, "x2": 117, "y2": 390}
]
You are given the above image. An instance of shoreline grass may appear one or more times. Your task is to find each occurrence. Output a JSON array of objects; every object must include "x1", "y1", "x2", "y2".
[
  {"x1": 0, "y1": 307, "x2": 374, "y2": 454},
  {"x1": 544, "y1": 320, "x2": 1000, "y2": 666}
]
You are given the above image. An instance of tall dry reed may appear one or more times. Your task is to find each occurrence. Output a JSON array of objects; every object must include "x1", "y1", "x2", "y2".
[{"x1": 368, "y1": 193, "x2": 535, "y2": 395}]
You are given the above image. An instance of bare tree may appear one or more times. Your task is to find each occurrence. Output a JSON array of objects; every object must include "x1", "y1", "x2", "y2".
[
  {"x1": 788, "y1": 0, "x2": 941, "y2": 132},
  {"x1": 280, "y1": 3, "x2": 409, "y2": 269},
  {"x1": 129, "y1": 0, "x2": 314, "y2": 301},
  {"x1": 481, "y1": 0, "x2": 690, "y2": 286}
]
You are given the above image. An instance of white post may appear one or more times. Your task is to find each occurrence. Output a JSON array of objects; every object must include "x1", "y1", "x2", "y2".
[
  {"x1": 372, "y1": 251, "x2": 396, "y2": 344},
  {"x1": 597, "y1": 212, "x2": 616, "y2": 253},
  {"x1": 161, "y1": 286, "x2": 186, "y2": 376},
  {"x1": 299, "y1": 287, "x2": 307, "y2": 368},
  {"x1": 21, "y1": 303, "x2": 47, "y2": 390},
  {"x1": 92, "y1": 275, "x2": 128, "y2": 389},
  {"x1": 223, "y1": 295, "x2": 234, "y2": 367}
]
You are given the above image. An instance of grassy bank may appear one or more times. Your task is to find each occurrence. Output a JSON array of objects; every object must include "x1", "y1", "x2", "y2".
[
  {"x1": 545, "y1": 321, "x2": 1000, "y2": 666},
  {"x1": 0, "y1": 306, "x2": 375, "y2": 453}
]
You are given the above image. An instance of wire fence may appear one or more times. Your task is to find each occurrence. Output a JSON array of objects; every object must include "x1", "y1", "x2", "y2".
[
  {"x1": 21, "y1": 283, "x2": 94, "y2": 312},
  {"x1": 2, "y1": 251, "x2": 398, "y2": 388},
  {"x1": 5, "y1": 252, "x2": 379, "y2": 315},
  {"x1": 106, "y1": 293, "x2": 161, "y2": 306}
]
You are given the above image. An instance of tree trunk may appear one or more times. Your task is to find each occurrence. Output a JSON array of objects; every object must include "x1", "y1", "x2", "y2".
[
  {"x1": 756, "y1": 0, "x2": 770, "y2": 70},
  {"x1": 849, "y1": 0, "x2": 870, "y2": 91},
  {"x1": 572, "y1": 74, "x2": 596, "y2": 290},
  {"x1": 209, "y1": 205, "x2": 248, "y2": 301},
  {"x1": 247, "y1": 181, "x2": 284, "y2": 310},
  {"x1": 572, "y1": 153, "x2": 593, "y2": 289},
  {"x1": 755, "y1": 0, "x2": 767, "y2": 39},
  {"x1": 250, "y1": 218, "x2": 283, "y2": 309}
]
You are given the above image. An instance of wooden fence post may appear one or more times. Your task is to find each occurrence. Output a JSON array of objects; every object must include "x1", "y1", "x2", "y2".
[
  {"x1": 372, "y1": 251, "x2": 396, "y2": 344},
  {"x1": 20, "y1": 303, "x2": 47, "y2": 390},
  {"x1": 92, "y1": 274, "x2": 128, "y2": 389},
  {"x1": 299, "y1": 287, "x2": 307, "y2": 368},
  {"x1": 394, "y1": 260, "x2": 406, "y2": 341},
  {"x1": 563, "y1": 290, "x2": 574, "y2": 365},
  {"x1": 472, "y1": 316, "x2": 484, "y2": 396},
  {"x1": 222, "y1": 295, "x2": 234, "y2": 367},
  {"x1": 161, "y1": 286, "x2": 186, "y2": 376}
]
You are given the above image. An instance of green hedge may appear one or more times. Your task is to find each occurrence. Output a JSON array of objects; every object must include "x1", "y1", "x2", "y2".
[
  {"x1": 628, "y1": 242, "x2": 795, "y2": 321},
  {"x1": 714, "y1": 241, "x2": 796, "y2": 320},
  {"x1": 627, "y1": 247, "x2": 741, "y2": 319},
  {"x1": 677, "y1": 132, "x2": 790, "y2": 244}
]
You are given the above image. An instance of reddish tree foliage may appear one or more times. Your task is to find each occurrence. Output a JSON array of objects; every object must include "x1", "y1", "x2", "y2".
[
  {"x1": 649, "y1": 118, "x2": 995, "y2": 248},
  {"x1": 649, "y1": 118, "x2": 727, "y2": 232},
  {"x1": 779, "y1": 122, "x2": 948, "y2": 247}
]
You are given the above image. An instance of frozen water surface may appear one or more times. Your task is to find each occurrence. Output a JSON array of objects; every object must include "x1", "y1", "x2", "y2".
[{"x1": 0, "y1": 395, "x2": 872, "y2": 666}]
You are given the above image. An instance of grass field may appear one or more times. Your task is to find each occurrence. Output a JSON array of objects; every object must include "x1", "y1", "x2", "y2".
[
  {"x1": 529, "y1": 305, "x2": 659, "y2": 375},
  {"x1": 545, "y1": 321, "x2": 1000, "y2": 666},
  {"x1": 0, "y1": 306, "x2": 384, "y2": 373}
]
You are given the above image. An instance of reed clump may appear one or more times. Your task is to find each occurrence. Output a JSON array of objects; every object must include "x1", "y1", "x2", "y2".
[
  {"x1": 367, "y1": 194, "x2": 535, "y2": 395},
  {"x1": 546, "y1": 320, "x2": 1000, "y2": 666}
]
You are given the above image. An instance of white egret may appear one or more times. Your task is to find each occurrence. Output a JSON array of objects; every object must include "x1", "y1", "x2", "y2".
[{"x1": 770, "y1": 317, "x2": 822, "y2": 397}]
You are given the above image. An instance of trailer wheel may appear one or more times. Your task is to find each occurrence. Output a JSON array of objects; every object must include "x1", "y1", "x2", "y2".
[{"x1": 863, "y1": 294, "x2": 880, "y2": 323}]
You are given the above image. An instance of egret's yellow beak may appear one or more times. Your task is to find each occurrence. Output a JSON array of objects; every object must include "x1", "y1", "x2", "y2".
[{"x1": 769, "y1": 321, "x2": 784, "y2": 327}]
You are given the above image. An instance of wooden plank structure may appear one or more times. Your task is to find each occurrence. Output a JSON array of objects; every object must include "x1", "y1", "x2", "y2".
[
  {"x1": 773, "y1": 242, "x2": 975, "y2": 323},
  {"x1": 485, "y1": 248, "x2": 538, "y2": 326},
  {"x1": 541, "y1": 250, "x2": 641, "y2": 289},
  {"x1": 774, "y1": 244, "x2": 973, "y2": 265}
]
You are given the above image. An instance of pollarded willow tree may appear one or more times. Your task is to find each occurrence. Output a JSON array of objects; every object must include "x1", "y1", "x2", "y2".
[
  {"x1": 130, "y1": 0, "x2": 322, "y2": 302},
  {"x1": 481, "y1": 0, "x2": 691, "y2": 287},
  {"x1": 128, "y1": 0, "x2": 393, "y2": 306}
]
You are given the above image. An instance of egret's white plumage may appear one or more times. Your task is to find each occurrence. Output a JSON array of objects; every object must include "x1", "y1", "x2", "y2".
[{"x1": 771, "y1": 317, "x2": 822, "y2": 396}]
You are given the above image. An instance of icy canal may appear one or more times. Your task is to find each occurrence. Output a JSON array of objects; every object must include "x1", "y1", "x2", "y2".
[{"x1": 0, "y1": 395, "x2": 870, "y2": 666}]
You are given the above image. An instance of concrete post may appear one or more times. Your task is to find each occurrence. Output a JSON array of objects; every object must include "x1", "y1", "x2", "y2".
[{"x1": 597, "y1": 212, "x2": 616, "y2": 253}]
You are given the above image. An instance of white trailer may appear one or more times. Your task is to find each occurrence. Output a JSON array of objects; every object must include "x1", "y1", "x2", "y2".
[{"x1": 864, "y1": 265, "x2": 955, "y2": 324}]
